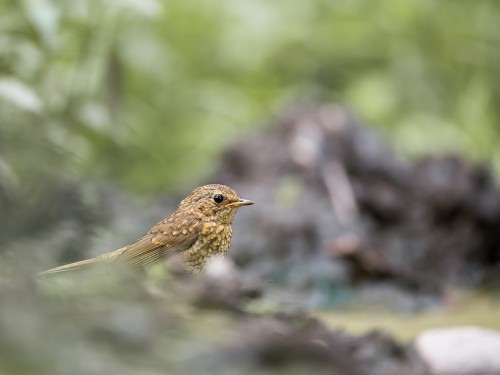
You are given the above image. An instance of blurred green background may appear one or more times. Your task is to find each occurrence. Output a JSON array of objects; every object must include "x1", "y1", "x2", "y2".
[{"x1": 1, "y1": 0, "x2": 499, "y2": 194}]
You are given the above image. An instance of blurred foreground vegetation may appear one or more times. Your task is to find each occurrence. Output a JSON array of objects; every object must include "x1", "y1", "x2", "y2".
[{"x1": 1, "y1": 0, "x2": 499, "y2": 193}]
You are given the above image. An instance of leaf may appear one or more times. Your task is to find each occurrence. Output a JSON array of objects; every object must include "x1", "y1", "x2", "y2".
[
  {"x1": 21, "y1": 0, "x2": 60, "y2": 48},
  {"x1": 0, "y1": 78, "x2": 43, "y2": 113}
]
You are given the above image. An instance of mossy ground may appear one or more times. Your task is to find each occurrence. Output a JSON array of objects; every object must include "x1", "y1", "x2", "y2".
[{"x1": 316, "y1": 290, "x2": 500, "y2": 341}]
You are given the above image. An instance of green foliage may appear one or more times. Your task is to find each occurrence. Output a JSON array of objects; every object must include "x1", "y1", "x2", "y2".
[{"x1": 0, "y1": 0, "x2": 499, "y2": 192}]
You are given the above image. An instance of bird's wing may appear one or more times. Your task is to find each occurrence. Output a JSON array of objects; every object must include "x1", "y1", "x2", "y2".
[{"x1": 113, "y1": 217, "x2": 200, "y2": 269}]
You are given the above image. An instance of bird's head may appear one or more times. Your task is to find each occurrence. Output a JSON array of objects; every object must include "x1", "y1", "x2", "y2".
[{"x1": 178, "y1": 184, "x2": 254, "y2": 223}]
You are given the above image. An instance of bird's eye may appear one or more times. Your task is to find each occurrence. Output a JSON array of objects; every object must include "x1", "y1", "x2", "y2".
[{"x1": 213, "y1": 194, "x2": 224, "y2": 203}]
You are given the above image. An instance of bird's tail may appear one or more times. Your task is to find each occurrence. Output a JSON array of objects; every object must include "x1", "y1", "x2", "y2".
[
  {"x1": 38, "y1": 247, "x2": 126, "y2": 277},
  {"x1": 38, "y1": 257, "x2": 99, "y2": 276}
]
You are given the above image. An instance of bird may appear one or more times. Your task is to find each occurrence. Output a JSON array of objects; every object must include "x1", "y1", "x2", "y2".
[{"x1": 39, "y1": 184, "x2": 254, "y2": 276}]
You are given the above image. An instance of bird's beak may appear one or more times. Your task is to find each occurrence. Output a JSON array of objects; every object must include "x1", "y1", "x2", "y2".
[{"x1": 228, "y1": 198, "x2": 254, "y2": 207}]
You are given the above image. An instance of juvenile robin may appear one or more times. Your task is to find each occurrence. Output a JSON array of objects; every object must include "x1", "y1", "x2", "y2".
[{"x1": 39, "y1": 184, "x2": 254, "y2": 275}]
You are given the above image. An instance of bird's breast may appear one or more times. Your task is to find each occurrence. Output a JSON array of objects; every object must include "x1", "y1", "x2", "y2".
[{"x1": 183, "y1": 222, "x2": 233, "y2": 272}]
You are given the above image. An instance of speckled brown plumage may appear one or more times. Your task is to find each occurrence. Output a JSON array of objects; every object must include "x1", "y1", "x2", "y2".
[{"x1": 39, "y1": 184, "x2": 254, "y2": 275}]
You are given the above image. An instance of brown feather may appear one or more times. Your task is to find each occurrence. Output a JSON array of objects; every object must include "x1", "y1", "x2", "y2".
[
  {"x1": 115, "y1": 219, "x2": 200, "y2": 268},
  {"x1": 38, "y1": 257, "x2": 101, "y2": 275}
]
